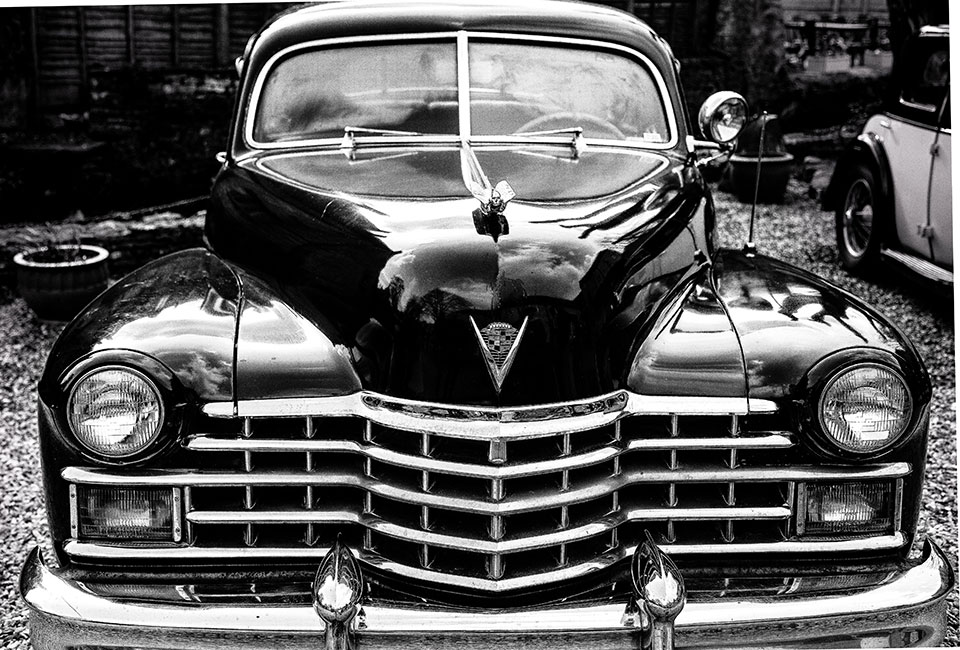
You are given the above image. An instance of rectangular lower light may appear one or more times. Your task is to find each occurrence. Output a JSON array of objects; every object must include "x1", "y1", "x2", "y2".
[
  {"x1": 78, "y1": 486, "x2": 175, "y2": 541},
  {"x1": 801, "y1": 481, "x2": 895, "y2": 536}
]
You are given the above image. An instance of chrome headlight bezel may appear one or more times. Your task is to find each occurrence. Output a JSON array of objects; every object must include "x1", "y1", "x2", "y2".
[
  {"x1": 814, "y1": 361, "x2": 915, "y2": 457},
  {"x1": 67, "y1": 365, "x2": 166, "y2": 460},
  {"x1": 697, "y1": 90, "x2": 748, "y2": 144},
  {"x1": 52, "y1": 351, "x2": 186, "y2": 466}
]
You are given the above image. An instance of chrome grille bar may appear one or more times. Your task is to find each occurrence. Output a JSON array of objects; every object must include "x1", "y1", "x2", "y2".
[
  {"x1": 184, "y1": 433, "x2": 794, "y2": 478},
  {"x1": 305, "y1": 417, "x2": 316, "y2": 546},
  {"x1": 63, "y1": 533, "x2": 909, "y2": 593},
  {"x1": 187, "y1": 434, "x2": 795, "y2": 452},
  {"x1": 64, "y1": 462, "x2": 912, "y2": 491},
  {"x1": 420, "y1": 430, "x2": 431, "y2": 568},
  {"x1": 201, "y1": 391, "x2": 778, "y2": 439},
  {"x1": 185, "y1": 505, "x2": 792, "y2": 553}
]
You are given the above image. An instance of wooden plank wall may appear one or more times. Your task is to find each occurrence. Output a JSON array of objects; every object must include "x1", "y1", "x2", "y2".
[
  {"x1": 781, "y1": 0, "x2": 887, "y2": 21},
  {"x1": 28, "y1": 1, "x2": 706, "y2": 109},
  {"x1": 593, "y1": 0, "x2": 706, "y2": 54}
]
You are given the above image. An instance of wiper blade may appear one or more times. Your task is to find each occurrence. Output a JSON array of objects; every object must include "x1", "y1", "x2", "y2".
[
  {"x1": 340, "y1": 126, "x2": 425, "y2": 152},
  {"x1": 510, "y1": 126, "x2": 586, "y2": 155}
]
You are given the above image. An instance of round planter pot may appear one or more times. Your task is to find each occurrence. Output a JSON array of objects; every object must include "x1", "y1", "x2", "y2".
[
  {"x1": 14, "y1": 244, "x2": 110, "y2": 322},
  {"x1": 728, "y1": 153, "x2": 796, "y2": 204}
]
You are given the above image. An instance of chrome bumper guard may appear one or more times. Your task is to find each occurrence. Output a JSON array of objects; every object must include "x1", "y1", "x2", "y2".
[{"x1": 22, "y1": 537, "x2": 954, "y2": 649}]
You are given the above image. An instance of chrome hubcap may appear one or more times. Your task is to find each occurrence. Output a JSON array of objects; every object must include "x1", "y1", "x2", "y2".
[{"x1": 842, "y1": 179, "x2": 874, "y2": 258}]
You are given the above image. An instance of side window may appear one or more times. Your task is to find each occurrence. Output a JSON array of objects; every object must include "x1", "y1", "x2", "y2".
[{"x1": 897, "y1": 39, "x2": 949, "y2": 126}]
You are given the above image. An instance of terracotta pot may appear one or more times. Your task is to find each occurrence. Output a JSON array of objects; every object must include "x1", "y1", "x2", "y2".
[
  {"x1": 728, "y1": 152, "x2": 796, "y2": 204},
  {"x1": 14, "y1": 244, "x2": 110, "y2": 321},
  {"x1": 726, "y1": 113, "x2": 795, "y2": 204}
]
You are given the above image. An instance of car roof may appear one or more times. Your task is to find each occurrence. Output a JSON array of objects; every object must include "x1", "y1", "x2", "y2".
[
  {"x1": 231, "y1": 0, "x2": 688, "y2": 156},
  {"x1": 245, "y1": 0, "x2": 676, "y2": 73}
]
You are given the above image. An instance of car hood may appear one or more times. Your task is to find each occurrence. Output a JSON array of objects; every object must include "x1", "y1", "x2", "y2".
[{"x1": 207, "y1": 145, "x2": 744, "y2": 406}]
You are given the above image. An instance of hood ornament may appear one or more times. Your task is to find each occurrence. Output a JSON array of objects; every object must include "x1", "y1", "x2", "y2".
[
  {"x1": 470, "y1": 316, "x2": 529, "y2": 393},
  {"x1": 460, "y1": 143, "x2": 515, "y2": 242}
]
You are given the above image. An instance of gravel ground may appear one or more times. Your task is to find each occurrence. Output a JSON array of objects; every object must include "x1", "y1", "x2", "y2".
[
  {"x1": 0, "y1": 182, "x2": 955, "y2": 647},
  {"x1": 0, "y1": 295, "x2": 60, "y2": 650}
]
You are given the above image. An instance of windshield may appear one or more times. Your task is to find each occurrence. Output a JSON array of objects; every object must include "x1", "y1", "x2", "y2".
[
  {"x1": 252, "y1": 36, "x2": 672, "y2": 146},
  {"x1": 254, "y1": 41, "x2": 459, "y2": 142},
  {"x1": 468, "y1": 41, "x2": 669, "y2": 143}
]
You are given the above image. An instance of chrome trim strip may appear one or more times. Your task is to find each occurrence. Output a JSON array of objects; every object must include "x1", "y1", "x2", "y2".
[
  {"x1": 899, "y1": 96, "x2": 938, "y2": 113},
  {"x1": 64, "y1": 463, "x2": 911, "y2": 515},
  {"x1": 68, "y1": 484, "x2": 78, "y2": 538},
  {"x1": 183, "y1": 433, "x2": 794, "y2": 479},
  {"x1": 62, "y1": 534, "x2": 909, "y2": 592},
  {"x1": 627, "y1": 434, "x2": 792, "y2": 451},
  {"x1": 187, "y1": 436, "x2": 619, "y2": 478},
  {"x1": 243, "y1": 31, "x2": 680, "y2": 152},
  {"x1": 201, "y1": 390, "x2": 779, "y2": 440},
  {"x1": 879, "y1": 110, "x2": 951, "y2": 134},
  {"x1": 457, "y1": 31, "x2": 470, "y2": 140},
  {"x1": 184, "y1": 505, "x2": 791, "y2": 554},
  {"x1": 796, "y1": 482, "x2": 807, "y2": 536},
  {"x1": 894, "y1": 477, "x2": 904, "y2": 532},
  {"x1": 171, "y1": 488, "x2": 182, "y2": 543},
  {"x1": 23, "y1": 541, "x2": 952, "y2": 634}
]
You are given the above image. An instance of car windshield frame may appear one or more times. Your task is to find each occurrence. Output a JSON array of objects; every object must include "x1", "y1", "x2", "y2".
[{"x1": 243, "y1": 31, "x2": 679, "y2": 152}]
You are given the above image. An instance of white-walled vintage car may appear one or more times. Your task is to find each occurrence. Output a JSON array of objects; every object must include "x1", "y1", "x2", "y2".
[
  {"x1": 20, "y1": 2, "x2": 953, "y2": 649},
  {"x1": 825, "y1": 25, "x2": 951, "y2": 284}
]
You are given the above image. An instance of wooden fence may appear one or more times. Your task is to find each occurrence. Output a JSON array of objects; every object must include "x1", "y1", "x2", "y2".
[{"x1": 13, "y1": 1, "x2": 715, "y2": 110}]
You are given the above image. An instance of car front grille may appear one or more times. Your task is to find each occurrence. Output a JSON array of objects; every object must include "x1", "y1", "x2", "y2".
[{"x1": 62, "y1": 390, "x2": 910, "y2": 592}]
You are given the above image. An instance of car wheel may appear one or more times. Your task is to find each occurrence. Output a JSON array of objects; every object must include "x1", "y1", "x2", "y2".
[{"x1": 835, "y1": 163, "x2": 882, "y2": 272}]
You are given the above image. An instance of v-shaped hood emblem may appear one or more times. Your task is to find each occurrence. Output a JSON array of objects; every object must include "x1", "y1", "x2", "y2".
[{"x1": 469, "y1": 316, "x2": 529, "y2": 394}]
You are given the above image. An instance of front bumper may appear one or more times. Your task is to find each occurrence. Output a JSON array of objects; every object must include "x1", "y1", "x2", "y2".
[{"x1": 21, "y1": 540, "x2": 954, "y2": 649}]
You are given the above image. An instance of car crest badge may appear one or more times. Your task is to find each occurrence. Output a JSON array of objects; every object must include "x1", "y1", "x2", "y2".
[{"x1": 469, "y1": 316, "x2": 529, "y2": 393}]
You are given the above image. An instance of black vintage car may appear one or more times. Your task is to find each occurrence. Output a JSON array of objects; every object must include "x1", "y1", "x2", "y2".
[{"x1": 21, "y1": 2, "x2": 953, "y2": 649}]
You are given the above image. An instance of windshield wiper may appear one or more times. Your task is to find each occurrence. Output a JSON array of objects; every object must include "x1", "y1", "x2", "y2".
[
  {"x1": 340, "y1": 126, "x2": 426, "y2": 152},
  {"x1": 510, "y1": 126, "x2": 586, "y2": 156}
]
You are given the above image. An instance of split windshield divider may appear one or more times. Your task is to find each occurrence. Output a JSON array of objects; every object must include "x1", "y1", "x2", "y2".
[{"x1": 340, "y1": 31, "x2": 587, "y2": 156}]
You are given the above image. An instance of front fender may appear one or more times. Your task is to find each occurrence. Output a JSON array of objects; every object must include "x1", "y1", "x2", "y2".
[
  {"x1": 39, "y1": 248, "x2": 241, "y2": 406},
  {"x1": 713, "y1": 249, "x2": 929, "y2": 406},
  {"x1": 232, "y1": 267, "x2": 362, "y2": 401},
  {"x1": 713, "y1": 249, "x2": 930, "y2": 551},
  {"x1": 822, "y1": 131, "x2": 893, "y2": 219},
  {"x1": 36, "y1": 248, "x2": 242, "y2": 559}
]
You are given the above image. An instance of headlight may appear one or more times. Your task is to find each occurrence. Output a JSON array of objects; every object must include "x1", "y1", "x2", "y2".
[
  {"x1": 68, "y1": 367, "x2": 164, "y2": 458},
  {"x1": 818, "y1": 364, "x2": 912, "y2": 453}
]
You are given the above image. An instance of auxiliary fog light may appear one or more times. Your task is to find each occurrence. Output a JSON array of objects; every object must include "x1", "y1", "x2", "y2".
[
  {"x1": 68, "y1": 367, "x2": 164, "y2": 458},
  {"x1": 78, "y1": 486, "x2": 175, "y2": 541},
  {"x1": 801, "y1": 482, "x2": 895, "y2": 536}
]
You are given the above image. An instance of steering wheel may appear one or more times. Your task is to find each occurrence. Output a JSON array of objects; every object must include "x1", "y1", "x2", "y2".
[{"x1": 515, "y1": 112, "x2": 626, "y2": 140}]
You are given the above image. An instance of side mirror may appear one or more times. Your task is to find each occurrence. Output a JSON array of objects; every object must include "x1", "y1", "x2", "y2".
[
  {"x1": 698, "y1": 91, "x2": 748, "y2": 144},
  {"x1": 234, "y1": 56, "x2": 244, "y2": 77}
]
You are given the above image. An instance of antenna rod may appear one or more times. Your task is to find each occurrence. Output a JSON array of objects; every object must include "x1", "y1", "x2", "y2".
[{"x1": 746, "y1": 111, "x2": 768, "y2": 255}]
